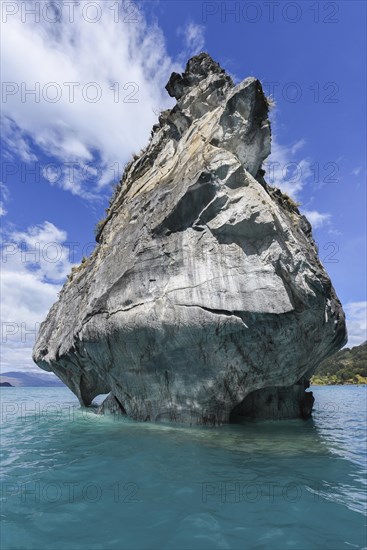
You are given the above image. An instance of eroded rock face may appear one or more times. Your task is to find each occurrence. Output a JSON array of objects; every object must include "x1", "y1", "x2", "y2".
[{"x1": 33, "y1": 53, "x2": 347, "y2": 423}]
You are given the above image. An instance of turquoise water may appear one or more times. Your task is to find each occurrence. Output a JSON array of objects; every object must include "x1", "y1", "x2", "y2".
[{"x1": 1, "y1": 386, "x2": 366, "y2": 550}]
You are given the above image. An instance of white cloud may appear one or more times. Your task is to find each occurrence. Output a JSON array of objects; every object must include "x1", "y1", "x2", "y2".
[
  {"x1": 177, "y1": 22, "x2": 205, "y2": 58},
  {"x1": 327, "y1": 227, "x2": 342, "y2": 236},
  {"x1": 351, "y1": 167, "x2": 362, "y2": 176},
  {"x1": 264, "y1": 135, "x2": 312, "y2": 199},
  {"x1": 0, "y1": 182, "x2": 10, "y2": 202},
  {"x1": 9, "y1": 221, "x2": 73, "y2": 282},
  {"x1": 1, "y1": 117, "x2": 38, "y2": 162},
  {"x1": 344, "y1": 302, "x2": 367, "y2": 348},
  {"x1": 303, "y1": 210, "x2": 331, "y2": 229},
  {"x1": 0, "y1": 203, "x2": 7, "y2": 217},
  {"x1": 290, "y1": 139, "x2": 306, "y2": 155},
  {"x1": 263, "y1": 132, "x2": 338, "y2": 233},
  {"x1": 1, "y1": 2, "x2": 186, "y2": 197},
  {"x1": 1, "y1": 221, "x2": 76, "y2": 372},
  {"x1": 0, "y1": 183, "x2": 10, "y2": 216}
]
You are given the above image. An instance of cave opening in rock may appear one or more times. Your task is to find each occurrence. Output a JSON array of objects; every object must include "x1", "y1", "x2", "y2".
[{"x1": 229, "y1": 385, "x2": 314, "y2": 422}]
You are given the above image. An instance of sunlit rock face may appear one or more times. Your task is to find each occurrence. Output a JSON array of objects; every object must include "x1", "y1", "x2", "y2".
[{"x1": 33, "y1": 53, "x2": 347, "y2": 424}]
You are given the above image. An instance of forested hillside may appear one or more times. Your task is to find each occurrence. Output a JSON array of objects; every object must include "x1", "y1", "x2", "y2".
[{"x1": 312, "y1": 341, "x2": 367, "y2": 384}]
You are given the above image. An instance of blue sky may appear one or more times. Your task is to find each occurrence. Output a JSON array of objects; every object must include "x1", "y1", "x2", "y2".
[{"x1": 1, "y1": 0, "x2": 366, "y2": 372}]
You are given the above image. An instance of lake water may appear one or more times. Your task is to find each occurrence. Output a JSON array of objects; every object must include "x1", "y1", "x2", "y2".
[{"x1": 1, "y1": 385, "x2": 366, "y2": 549}]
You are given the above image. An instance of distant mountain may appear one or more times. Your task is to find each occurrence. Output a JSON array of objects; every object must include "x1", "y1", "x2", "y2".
[
  {"x1": 0, "y1": 381, "x2": 13, "y2": 387},
  {"x1": 312, "y1": 341, "x2": 367, "y2": 384},
  {"x1": 0, "y1": 371, "x2": 65, "y2": 387}
]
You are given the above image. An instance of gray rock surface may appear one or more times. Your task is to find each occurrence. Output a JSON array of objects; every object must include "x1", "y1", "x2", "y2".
[{"x1": 33, "y1": 53, "x2": 347, "y2": 423}]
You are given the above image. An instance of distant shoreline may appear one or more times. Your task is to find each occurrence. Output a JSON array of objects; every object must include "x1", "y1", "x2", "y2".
[{"x1": 311, "y1": 378, "x2": 367, "y2": 386}]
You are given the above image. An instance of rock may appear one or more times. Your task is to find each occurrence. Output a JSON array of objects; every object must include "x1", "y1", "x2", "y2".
[
  {"x1": 229, "y1": 384, "x2": 315, "y2": 421},
  {"x1": 96, "y1": 393, "x2": 126, "y2": 416},
  {"x1": 33, "y1": 53, "x2": 347, "y2": 424}
]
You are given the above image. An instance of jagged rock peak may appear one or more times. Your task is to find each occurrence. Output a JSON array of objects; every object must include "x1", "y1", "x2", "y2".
[
  {"x1": 165, "y1": 52, "x2": 233, "y2": 99},
  {"x1": 96, "y1": 53, "x2": 271, "y2": 244}
]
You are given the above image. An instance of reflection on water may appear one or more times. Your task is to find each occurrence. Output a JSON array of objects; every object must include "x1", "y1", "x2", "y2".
[{"x1": 0, "y1": 385, "x2": 366, "y2": 549}]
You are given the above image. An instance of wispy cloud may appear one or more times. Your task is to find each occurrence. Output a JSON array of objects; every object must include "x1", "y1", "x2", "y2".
[
  {"x1": 264, "y1": 130, "x2": 337, "y2": 233},
  {"x1": 303, "y1": 210, "x2": 331, "y2": 229},
  {"x1": 0, "y1": 203, "x2": 7, "y2": 217},
  {"x1": 344, "y1": 301, "x2": 367, "y2": 348},
  {"x1": 0, "y1": 182, "x2": 10, "y2": 217},
  {"x1": 264, "y1": 135, "x2": 312, "y2": 199},
  {"x1": 177, "y1": 22, "x2": 205, "y2": 59},
  {"x1": 1, "y1": 117, "x2": 38, "y2": 163},
  {"x1": 351, "y1": 166, "x2": 362, "y2": 176},
  {"x1": 1, "y1": 2, "x2": 186, "y2": 197},
  {"x1": 0, "y1": 182, "x2": 10, "y2": 202}
]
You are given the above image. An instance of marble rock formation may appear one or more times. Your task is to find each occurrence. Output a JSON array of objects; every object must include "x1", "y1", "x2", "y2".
[{"x1": 33, "y1": 53, "x2": 347, "y2": 423}]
